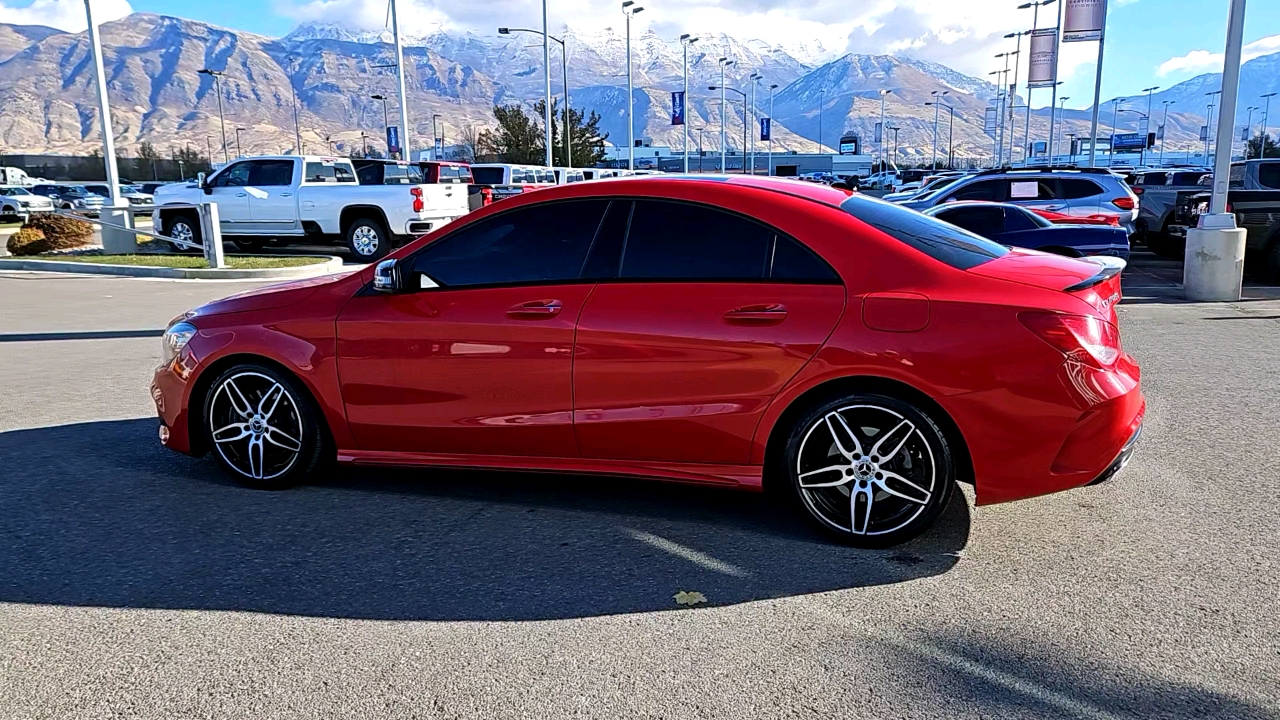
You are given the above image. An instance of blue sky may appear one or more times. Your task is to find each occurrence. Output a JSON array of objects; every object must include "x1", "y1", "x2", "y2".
[{"x1": 3, "y1": 0, "x2": 1278, "y2": 111}]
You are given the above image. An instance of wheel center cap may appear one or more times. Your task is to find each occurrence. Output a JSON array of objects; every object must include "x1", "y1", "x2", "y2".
[
  {"x1": 855, "y1": 460, "x2": 875, "y2": 477},
  {"x1": 249, "y1": 417, "x2": 266, "y2": 434}
]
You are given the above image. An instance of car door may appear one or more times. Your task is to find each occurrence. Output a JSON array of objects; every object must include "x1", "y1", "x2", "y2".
[
  {"x1": 205, "y1": 161, "x2": 253, "y2": 230},
  {"x1": 335, "y1": 198, "x2": 612, "y2": 458},
  {"x1": 244, "y1": 159, "x2": 299, "y2": 232},
  {"x1": 994, "y1": 205, "x2": 1053, "y2": 250},
  {"x1": 1057, "y1": 177, "x2": 1109, "y2": 218},
  {"x1": 572, "y1": 198, "x2": 846, "y2": 465}
]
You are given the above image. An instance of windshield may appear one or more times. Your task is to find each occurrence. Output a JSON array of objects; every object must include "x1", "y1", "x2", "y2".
[
  {"x1": 0, "y1": 187, "x2": 32, "y2": 196},
  {"x1": 915, "y1": 175, "x2": 971, "y2": 202},
  {"x1": 64, "y1": 186, "x2": 90, "y2": 196},
  {"x1": 841, "y1": 194, "x2": 1009, "y2": 270}
]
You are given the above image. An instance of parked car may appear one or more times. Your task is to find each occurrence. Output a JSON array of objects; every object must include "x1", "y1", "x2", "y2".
[
  {"x1": 1129, "y1": 169, "x2": 1209, "y2": 257},
  {"x1": 151, "y1": 176, "x2": 1143, "y2": 548},
  {"x1": 1160, "y1": 159, "x2": 1280, "y2": 265},
  {"x1": 925, "y1": 202, "x2": 1130, "y2": 259},
  {"x1": 901, "y1": 167, "x2": 1140, "y2": 235},
  {"x1": 468, "y1": 163, "x2": 556, "y2": 209},
  {"x1": 883, "y1": 174, "x2": 968, "y2": 203},
  {"x1": 153, "y1": 155, "x2": 469, "y2": 261},
  {"x1": 418, "y1": 160, "x2": 473, "y2": 184},
  {"x1": 30, "y1": 184, "x2": 106, "y2": 216},
  {"x1": 0, "y1": 185, "x2": 55, "y2": 221},
  {"x1": 84, "y1": 183, "x2": 155, "y2": 208},
  {"x1": 863, "y1": 170, "x2": 899, "y2": 190},
  {"x1": 553, "y1": 167, "x2": 587, "y2": 184}
]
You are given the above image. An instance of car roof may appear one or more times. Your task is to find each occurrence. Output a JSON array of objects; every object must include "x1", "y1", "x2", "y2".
[{"x1": 490, "y1": 174, "x2": 857, "y2": 209}]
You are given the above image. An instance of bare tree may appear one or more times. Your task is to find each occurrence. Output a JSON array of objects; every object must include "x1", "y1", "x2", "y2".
[{"x1": 456, "y1": 124, "x2": 481, "y2": 163}]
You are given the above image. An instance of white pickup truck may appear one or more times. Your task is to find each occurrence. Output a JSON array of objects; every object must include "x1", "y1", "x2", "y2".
[{"x1": 153, "y1": 155, "x2": 469, "y2": 261}]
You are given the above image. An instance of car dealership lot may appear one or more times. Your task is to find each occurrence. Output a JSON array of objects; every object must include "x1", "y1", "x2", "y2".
[{"x1": 1, "y1": 271, "x2": 1278, "y2": 719}]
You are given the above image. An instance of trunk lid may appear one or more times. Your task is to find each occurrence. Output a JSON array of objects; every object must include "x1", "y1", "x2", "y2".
[{"x1": 969, "y1": 249, "x2": 1124, "y2": 321}]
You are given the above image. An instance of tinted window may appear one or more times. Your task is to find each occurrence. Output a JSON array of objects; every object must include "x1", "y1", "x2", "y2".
[
  {"x1": 306, "y1": 162, "x2": 356, "y2": 183},
  {"x1": 1056, "y1": 178, "x2": 1104, "y2": 199},
  {"x1": 1170, "y1": 172, "x2": 1205, "y2": 185},
  {"x1": 85, "y1": 185, "x2": 109, "y2": 196},
  {"x1": 1138, "y1": 172, "x2": 1167, "y2": 186},
  {"x1": 936, "y1": 206, "x2": 1005, "y2": 237},
  {"x1": 947, "y1": 179, "x2": 1006, "y2": 202},
  {"x1": 411, "y1": 199, "x2": 609, "y2": 288},
  {"x1": 471, "y1": 167, "x2": 505, "y2": 185},
  {"x1": 1257, "y1": 163, "x2": 1280, "y2": 190},
  {"x1": 769, "y1": 235, "x2": 840, "y2": 282},
  {"x1": 620, "y1": 200, "x2": 773, "y2": 280},
  {"x1": 247, "y1": 160, "x2": 294, "y2": 187},
  {"x1": 379, "y1": 163, "x2": 423, "y2": 184},
  {"x1": 842, "y1": 195, "x2": 1009, "y2": 270},
  {"x1": 1004, "y1": 206, "x2": 1048, "y2": 231}
]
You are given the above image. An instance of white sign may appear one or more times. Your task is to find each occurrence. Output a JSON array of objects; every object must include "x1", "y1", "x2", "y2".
[
  {"x1": 1063, "y1": 0, "x2": 1107, "y2": 42},
  {"x1": 1028, "y1": 28, "x2": 1059, "y2": 87},
  {"x1": 1010, "y1": 181, "x2": 1040, "y2": 199},
  {"x1": 984, "y1": 107, "x2": 998, "y2": 134}
]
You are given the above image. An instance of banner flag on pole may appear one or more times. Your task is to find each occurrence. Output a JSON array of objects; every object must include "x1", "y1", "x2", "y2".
[
  {"x1": 671, "y1": 91, "x2": 685, "y2": 126},
  {"x1": 1028, "y1": 28, "x2": 1059, "y2": 87},
  {"x1": 1063, "y1": 0, "x2": 1107, "y2": 42}
]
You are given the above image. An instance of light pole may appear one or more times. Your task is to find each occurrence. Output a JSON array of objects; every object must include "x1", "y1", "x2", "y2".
[
  {"x1": 388, "y1": 0, "x2": 410, "y2": 159},
  {"x1": 285, "y1": 56, "x2": 303, "y2": 156},
  {"x1": 927, "y1": 101, "x2": 955, "y2": 170},
  {"x1": 818, "y1": 88, "x2": 825, "y2": 153},
  {"x1": 888, "y1": 125, "x2": 900, "y2": 163},
  {"x1": 1139, "y1": 85, "x2": 1159, "y2": 166},
  {"x1": 1260, "y1": 92, "x2": 1276, "y2": 157},
  {"x1": 1205, "y1": 90, "x2": 1222, "y2": 165},
  {"x1": 1066, "y1": 133, "x2": 1077, "y2": 161},
  {"x1": 371, "y1": 94, "x2": 392, "y2": 154},
  {"x1": 1120, "y1": 110, "x2": 1149, "y2": 167},
  {"x1": 768, "y1": 83, "x2": 778, "y2": 176},
  {"x1": 989, "y1": 68, "x2": 1010, "y2": 166},
  {"x1": 878, "y1": 89, "x2": 889, "y2": 170},
  {"x1": 622, "y1": 2, "x2": 644, "y2": 171},
  {"x1": 1244, "y1": 106, "x2": 1258, "y2": 159},
  {"x1": 1018, "y1": 0, "x2": 1055, "y2": 167},
  {"x1": 929, "y1": 90, "x2": 948, "y2": 170},
  {"x1": 205, "y1": 136, "x2": 214, "y2": 163},
  {"x1": 1109, "y1": 97, "x2": 1123, "y2": 166},
  {"x1": 1159, "y1": 100, "x2": 1174, "y2": 166},
  {"x1": 198, "y1": 68, "x2": 229, "y2": 164},
  {"x1": 1003, "y1": 30, "x2": 1027, "y2": 163},
  {"x1": 84, "y1": 0, "x2": 121, "y2": 208},
  {"x1": 432, "y1": 113, "x2": 444, "y2": 159},
  {"x1": 680, "y1": 34, "x2": 698, "y2": 173},
  {"x1": 710, "y1": 85, "x2": 748, "y2": 173},
  {"x1": 235, "y1": 127, "x2": 245, "y2": 158},
  {"x1": 361, "y1": 131, "x2": 370, "y2": 157},
  {"x1": 1054, "y1": 96, "x2": 1069, "y2": 160},
  {"x1": 500, "y1": 27, "x2": 571, "y2": 166},
  {"x1": 718, "y1": 57, "x2": 733, "y2": 173},
  {"x1": 749, "y1": 72, "x2": 762, "y2": 174},
  {"x1": 324, "y1": 134, "x2": 335, "y2": 155}
]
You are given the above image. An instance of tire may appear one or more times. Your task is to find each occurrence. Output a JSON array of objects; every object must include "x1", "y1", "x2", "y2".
[
  {"x1": 345, "y1": 216, "x2": 391, "y2": 262},
  {"x1": 164, "y1": 212, "x2": 202, "y2": 253},
  {"x1": 201, "y1": 363, "x2": 327, "y2": 490},
  {"x1": 231, "y1": 237, "x2": 264, "y2": 252},
  {"x1": 1144, "y1": 221, "x2": 1185, "y2": 259},
  {"x1": 1265, "y1": 237, "x2": 1280, "y2": 285},
  {"x1": 781, "y1": 393, "x2": 956, "y2": 548}
]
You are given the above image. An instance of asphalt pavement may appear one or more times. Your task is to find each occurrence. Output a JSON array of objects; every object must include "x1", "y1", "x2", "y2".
[{"x1": 0, "y1": 270, "x2": 1277, "y2": 719}]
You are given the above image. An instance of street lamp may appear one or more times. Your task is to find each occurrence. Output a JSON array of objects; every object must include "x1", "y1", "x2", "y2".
[
  {"x1": 929, "y1": 90, "x2": 948, "y2": 170},
  {"x1": 1119, "y1": 109, "x2": 1149, "y2": 165},
  {"x1": 1109, "y1": 97, "x2": 1124, "y2": 166},
  {"x1": 1260, "y1": 92, "x2": 1276, "y2": 157},
  {"x1": 1159, "y1": 100, "x2": 1174, "y2": 166},
  {"x1": 1140, "y1": 85, "x2": 1159, "y2": 166},
  {"x1": 1054, "y1": 96, "x2": 1070, "y2": 161},
  {"x1": 1205, "y1": 89, "x2": 1222, "y2": 165},
  {"x1": 500, "y1": 26, "x2": 571, "y2": 166},
  {"x1": 360, "y1": 131, "x2": 370, "y2": 157},
  {"x1": 887, "y1": 125, "x2": 901, "y2": 163},
  {"x1": 878, "y1": 89, "x2": 889, "y2": 170},
  {"x1": 927, "y1": 101, "x2": 956, "y2": 170},
  {"x1": 324, "y1": 134, "x2": 335, "y2": 155},
  {"x1": 371, "y1": 94, "x2": 390, "y2": 154},
  {"x1": 768, "y1": 83, "x2": 778, "y2": 176},
  {"x1": 710, "y1": 85, "x2": 748, "y2": 173},
  {"x1": 989, "y1": 68, "x2": 1010, "y2": 166},
  {"x1": 622, "y1": 2, "x2": 644, "y2": 171},
  {"x1": 1244, "y1": 106, "x2": 1259, "y2": 159},
  {"x1": 680, "y1": 34, "x2": 699, "y2": 173},
  {"x1": 197, "y1": 68, "x2": 229, "y2": 164},
  {"x1": 235, "y1": 127, "x2": 246, "y2": 158},
  {"x1": 749, "y1": 72, "x2": 762, "y2": 175},
  {"x1": 717, "y1": 57, "x2": 734, "y2": 173},
  {"x1": 1000, "y1": 29, "x2": 1026, "y2": 163},
  {"x1": 1018, "y1": 0, "x2": 1055, "y2": 166}
]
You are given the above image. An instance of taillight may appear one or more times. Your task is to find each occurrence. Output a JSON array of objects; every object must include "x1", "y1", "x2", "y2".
[
  {"x1": 1110, "y1": 196, "x2": 1135, "y2": 210},
  {"x1": 1226, "y1": 202, "x2": 1233, "y2": 213},
  {"x1": 1019, "y1": 312, "x2": 1121, "y2": 368},
  {"x1": 410, "y1": 186, "x2": 423, "y2": 213},
  {"x1": 1132, "y1": 187, "x2": 1144, "y2": 195},
  {"x1": 481, "y1": 187, "x2": 493, "y2": 205}
]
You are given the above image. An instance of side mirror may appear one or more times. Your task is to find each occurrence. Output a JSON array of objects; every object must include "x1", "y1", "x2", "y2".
[{"x1": 373, "y1": 259, "x2": 401, "y2": 293}]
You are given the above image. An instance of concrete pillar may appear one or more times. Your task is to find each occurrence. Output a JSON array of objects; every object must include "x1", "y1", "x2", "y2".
[
  {"x1": 1183, "y1": 220, "x2": 1246, "y2": 302},
  {"x1": 100, "y1": 206, "x2": 136, "y2": 254}
]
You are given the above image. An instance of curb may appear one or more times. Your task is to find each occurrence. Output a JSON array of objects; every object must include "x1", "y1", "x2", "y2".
[{"x1": 0, "y1": 255, "x2": 347, "y2": 279}]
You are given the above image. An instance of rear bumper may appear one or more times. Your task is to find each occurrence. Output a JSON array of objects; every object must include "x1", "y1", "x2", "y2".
[{"x1": 1086, "y1": 420, "x2": 1142, "y2": 487}]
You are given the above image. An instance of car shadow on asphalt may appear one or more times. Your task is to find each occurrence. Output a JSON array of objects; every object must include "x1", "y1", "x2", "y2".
[
  {"x1": 0, "y1": 418, "x2": 968, "y2": 621},
  {"x1": 878, "y1": 629, "x2": 1276, "y2": 719}
]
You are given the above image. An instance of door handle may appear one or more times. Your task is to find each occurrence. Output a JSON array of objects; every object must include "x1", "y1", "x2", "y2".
[
  {"x1": 723, "y1": 304, "x2": 788, "y2": 323},
  {"x1": 235, "y1": 192, "x2": 247, "y2": 197},
  {"x1": 280, "y1": 192, "x2": 293, "y2": 197},
  {"x1": 507, "y1": 300, "x2": 563, "y2": 318}
]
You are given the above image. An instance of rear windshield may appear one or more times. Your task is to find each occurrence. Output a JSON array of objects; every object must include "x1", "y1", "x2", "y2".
[
  {"x1": 472, "y1": 167, "x2": 505, "y2": 185},
  {"x1": 1257, "y1": 162, "x2": 1280, "y2": 190},
  {"x1": 840, "y1": 194, "x2": 1009, "y2": 270}
]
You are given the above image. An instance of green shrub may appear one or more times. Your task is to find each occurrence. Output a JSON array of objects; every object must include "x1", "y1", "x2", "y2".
[
  {"x1": 6, "y1": 226, "x2": 50, "y2": 255},
  {"x1": 22, "y1": 214, "x2": 94, "y2": 250}
]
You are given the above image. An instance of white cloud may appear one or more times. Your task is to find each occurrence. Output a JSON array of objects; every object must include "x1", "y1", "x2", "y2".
[
  {"x1": 1157, "y1": 33, "x2": 1280, "y2": 77},
  {"x1": 0, "y1": 0, "x2": 132, "y2": 32}
]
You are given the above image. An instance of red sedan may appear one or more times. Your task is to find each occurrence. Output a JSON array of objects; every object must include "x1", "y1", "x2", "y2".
[{"x1": 152, "y1": 176, "x2": 1144, "y2": 547}]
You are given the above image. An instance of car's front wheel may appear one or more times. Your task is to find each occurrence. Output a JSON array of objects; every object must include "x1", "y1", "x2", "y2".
[
  {"x1": 783, "y1": 393, "x2": 955, "y2": 547},
  {"x1": 164, "y1": 212, "x2": 202, "y2": 253},
  {"x1": 202, "y1": 363, "x2": 326, "y2": 489}
]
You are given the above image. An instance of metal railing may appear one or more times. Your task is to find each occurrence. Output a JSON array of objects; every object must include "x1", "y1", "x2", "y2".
[{"x1": 52, "y1": 202, "x2": 224, "y2": 268}]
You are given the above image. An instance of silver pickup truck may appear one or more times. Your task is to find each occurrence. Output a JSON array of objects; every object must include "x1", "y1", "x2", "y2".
[{"x1": 1129, "y1": 169, "x2": 1209, "y2": 258}]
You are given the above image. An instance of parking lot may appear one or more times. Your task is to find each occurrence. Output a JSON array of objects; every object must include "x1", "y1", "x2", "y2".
[{"x1": 1, "y1": 268, "x2": 1278, "y2": 719}]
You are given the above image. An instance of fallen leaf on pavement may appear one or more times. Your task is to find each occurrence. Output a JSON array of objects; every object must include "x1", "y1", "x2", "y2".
[{"x1": 673, "y1": 590, "x2": 707, "y2": 606}]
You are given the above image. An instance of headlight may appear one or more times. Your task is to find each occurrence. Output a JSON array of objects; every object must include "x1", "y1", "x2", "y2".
[{"x1": 162, "y1": 321, "x2": 197, "y2": 364}]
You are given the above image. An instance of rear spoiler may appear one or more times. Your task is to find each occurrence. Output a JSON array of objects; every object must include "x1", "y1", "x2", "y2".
[{"x1": 1064, "y1": 256, "x2": 1126, "y2": 293}]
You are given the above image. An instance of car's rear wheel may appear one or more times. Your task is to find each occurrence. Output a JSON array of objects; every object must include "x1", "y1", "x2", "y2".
[
  {"x1": 345, "y1": 217, "x2": 390, "y2": 262},
  {"x1": 202, "y1": 363, "x2": 326, "y2": 490},
  {"x1": 783, "y1": 393, "x2": 955, "y2": 547},
  {"x1": 1145, "y1": 221, "x2": 1185, "y2": 259},
  {"x1": 1265, "y1": 235, "x2": 1280, "y2": 285}
]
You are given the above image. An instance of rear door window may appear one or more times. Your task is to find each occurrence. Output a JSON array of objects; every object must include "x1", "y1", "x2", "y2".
[
  {"x1": 306, "y1": 162, "x2": 356, "y2": 183},
  {"x1": 1138, "y1": 172, "x2": 1167, "y2": 186},
  {"x1": 946, "y1": 179, "x2": 1007, "y2": 202},
  {"x1": 247, "y1": 160, "x2": 295, "y2": 187},
  {"x1": 1056, "y1": 178, "x2": 1104, "y2": 199},
  {"x1": 620, "y1": 200, "x2": 772, "y2": 280},
  {"x1": 935, "y1": 206, "x2": 1005, "y2": 237}
]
